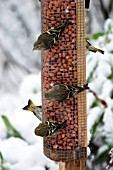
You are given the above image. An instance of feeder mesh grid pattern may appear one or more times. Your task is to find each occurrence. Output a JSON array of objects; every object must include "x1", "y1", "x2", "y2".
[{"x1": 42, "y1": 0, "x2": 87, "y2": 162}]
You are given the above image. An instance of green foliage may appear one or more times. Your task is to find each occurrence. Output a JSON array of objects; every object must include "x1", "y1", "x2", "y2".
[
  {"x1": 0, "y1": 152, "x2": 10, "y2": 170},
  {"x1": 33, "y1": 88, "x2": 38, "y2": 94},
  {"x1": 1, "y1": 115, "x2": 26, "y2": 142},
  {"x1": 91, "y1": 112, "x2": 104, "y2": 138},
  {"x1": 107, "y1": 22, "x2": 112, "y2": 33},
  {"x1": 0, "y1": 152, "x2": 4, "y2": 165},
  {"x1": 90, "y1": 100, "x2": 98, "y2": 108},
  {"x1": 92, "y1": 32, "x2": 104, "y2": 40},
  {"x1": 107, "y1": 65, "x2": 113, "y2": 80},
  {"x1": 88, "y1": 111, "x2": 113, "y2": 168},
  {"x1": 87, "y1": 62, "x2": 98, "y2": 83},
  {"x1": 110, "y1": 89, "x2": 113, "y2": 99},
  {"x1": 94, "y1": 145, "x2": 109, "y2": 164},
  {"x1": 87, "y1": 21, "x2": 113, "y2": 169}
]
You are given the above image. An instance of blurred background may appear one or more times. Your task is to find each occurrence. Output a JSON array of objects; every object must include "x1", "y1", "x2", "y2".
[
  {"x1": 0, "y1": 0, "x2": 113, "y2": 170},
  {"x1": 0, "y1": 0, "x2": 41, "y2": 96}
]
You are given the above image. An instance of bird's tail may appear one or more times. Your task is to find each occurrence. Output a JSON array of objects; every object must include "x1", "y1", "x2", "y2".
[
  {"x1": 90, "y1": 47, "x2": 104, "y2": 54},
  {"x1": 58, "y1": 120, "x2": 67, "y2": 129},
  {"x1": 62, "y1": 20, "x2": 71, "y2": 28},
  {"x1": 23, "y1": 99, "x2": 36, "y2": 112},
  {"x1": 56, "y1": 20, "x2": 71, "y2": 33},
  {"x1": 82, "y1": 83, "x2": 90, "y2": 90},
  {"x1": 97, "y1": 48, "x2": 104, "y2": 54}
]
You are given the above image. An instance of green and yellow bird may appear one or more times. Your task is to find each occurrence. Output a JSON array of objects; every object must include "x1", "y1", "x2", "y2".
[
  {"x1": 33, "y1": 20, "x2": 71, "y2": 50},
  {"x1": 23, "y1": 99, "x2": 42, "y2": 121},
  {"x1": 45, "y1": 83, "x2": 89, "y2": 102},
  {"x1": 35, "y1": 120, "x2": 67, "y2": 137},
  {"x1": 86, "y1": 39, "x2": 104, "y2": 54}
]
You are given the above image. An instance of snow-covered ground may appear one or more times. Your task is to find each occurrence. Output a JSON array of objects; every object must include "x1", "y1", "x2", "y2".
[{"x1": 0, "y1": 72, "x2": 58, "y2": 170}]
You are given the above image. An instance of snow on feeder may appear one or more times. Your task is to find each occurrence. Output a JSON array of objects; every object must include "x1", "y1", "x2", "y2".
[{"x1": 40, "y1": 0, "x2": 87, "y2": 167}]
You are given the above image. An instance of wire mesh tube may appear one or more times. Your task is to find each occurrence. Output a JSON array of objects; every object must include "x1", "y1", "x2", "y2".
[{"x1": 42, "y1": 0, "x2": 87, "y2": 162}]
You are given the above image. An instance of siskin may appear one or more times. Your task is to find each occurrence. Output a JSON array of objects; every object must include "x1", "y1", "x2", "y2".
[
  {"x1": 33, "y1": 20, "x2": 71, "y2": 50},
  {"x1": 34, "y1": 120, "x2": 67, "y2": 137},
  {"x1": 86, "y1": 39, "x2": 104, "y2": 54},
  {"x1": 45, "y1": 83, "x2": 89, "y2": 102},
  {"x1": 23, "y1": 99, "x2": 42, "y2": 121}
]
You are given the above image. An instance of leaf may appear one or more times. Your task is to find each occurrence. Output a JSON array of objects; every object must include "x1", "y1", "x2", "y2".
[
  {"x1": 107, "y1": 66, "x2": 113, "y2": 80},
  {"x1": 90, "y1": 100, "x2": 98, "y2": 108},
  {"x1": 0, "y1": 152, "x2": 4, "y2": 164},
  {"x1": 0, "y1": 152, "x2": 10, "y2": 170},
  {"x1": 91, "y1": 112, "x2": 104, "y2": 138},
  {"x1": 92, "y1": 32, "x2": 104, "y2": 40},
  {"x1": 1, "y1": 166, "x2": 10, "y2": 170},
  {"x1": 94, "y1": 145, "x2": 109, "y2": 164},
  {"x1": 110, "y1": 89, "x2": 113, "y2": 99},
  {"x1": 1, "y1": 115, "x2": 26, "y2": 142},
  {"x1": 87, "y1": 62, "x2": 98, "y2": 83},
  {"x1": 110, "y1": 50, "x2": 113, "y2": 54}
]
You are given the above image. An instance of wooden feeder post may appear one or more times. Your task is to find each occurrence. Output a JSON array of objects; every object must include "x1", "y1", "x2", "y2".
[{"x1": 41, "y1": 0, "x2": 87, "y2": 169}]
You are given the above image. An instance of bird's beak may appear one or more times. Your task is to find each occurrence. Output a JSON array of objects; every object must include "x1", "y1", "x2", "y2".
[{"x1": 32, "y1": 47, "x2": 35, "y2": 51}]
